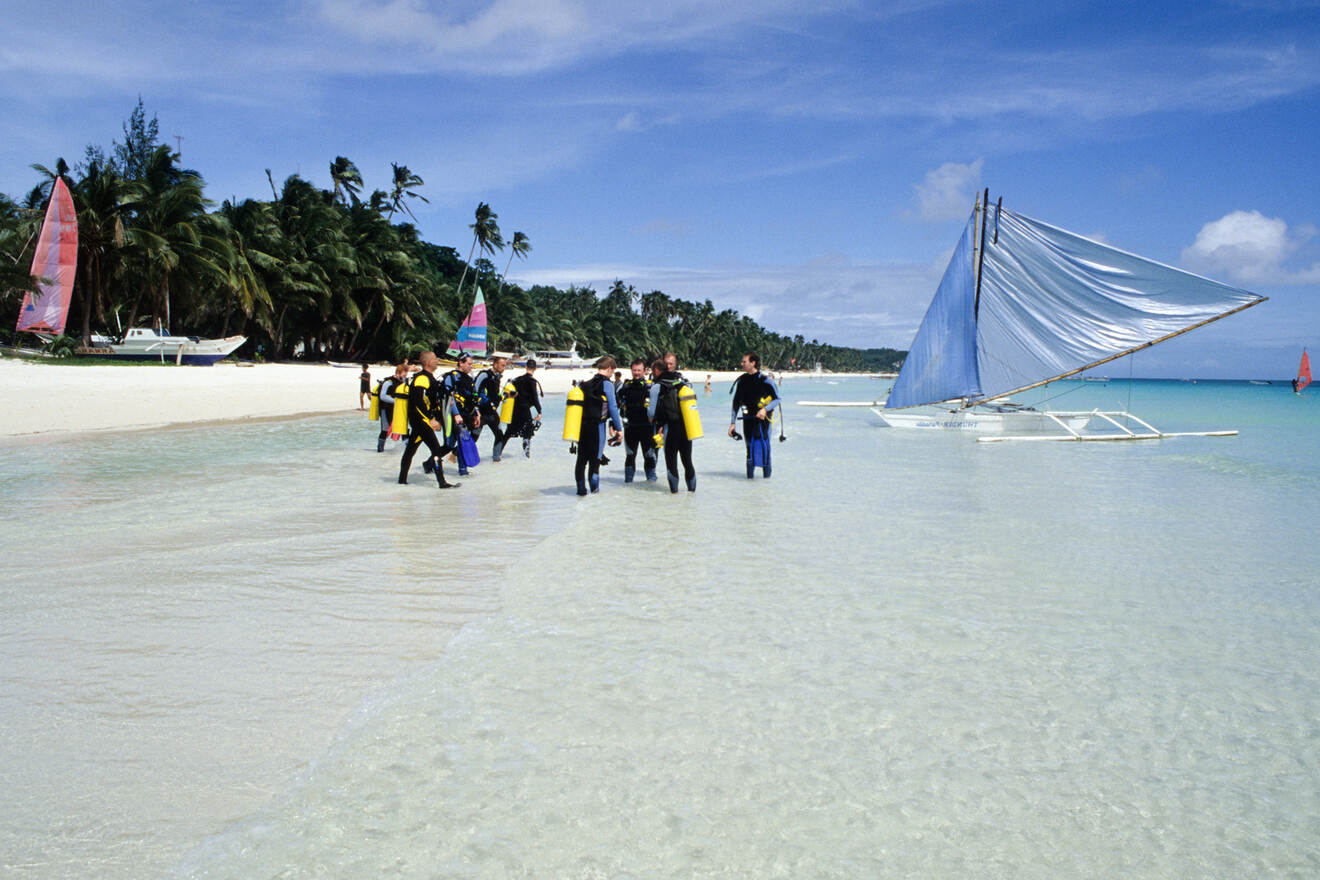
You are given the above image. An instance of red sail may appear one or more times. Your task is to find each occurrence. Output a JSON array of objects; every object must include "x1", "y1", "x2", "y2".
[
  {"x1": 15, "y1": 178, "x2": 78, "y2": 335},
  {"x1": 1299, "y1": 350, "x2": 1312, "y2": 393}
]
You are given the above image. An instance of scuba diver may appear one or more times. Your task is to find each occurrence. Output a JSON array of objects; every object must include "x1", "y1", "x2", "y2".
[
  {"x1": 441, "y1": 353, "x2": 481, "y2": 476},
  {"x1": 572, "y1": 357, "x2": 624, "y2": 496},
  {"x1": 617, "y1": 357, "x2": 657, "y2": 483},
  {"x1": 728, "y1": 351, "x2": 781, "y2": 478},
  {"x1": 472, "y1": 354, "x2": 509, "y2": 461},
  {"x1": 376, "y1": 362, "x2": 409, "y2": 452},
  {"x1": 648, "y1": 353, "x2": 699, "y2": 493},
  {"x1": 508, "y1": 358, "x2": 544, "y2": 457},
  {"x1": 398, "y1": 351, "x2": 458, "y2": 488}
]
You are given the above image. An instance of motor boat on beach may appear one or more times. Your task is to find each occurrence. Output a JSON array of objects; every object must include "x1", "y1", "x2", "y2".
[{"x1": 78, "y1": 327, "x2": 246, "y2": 365}]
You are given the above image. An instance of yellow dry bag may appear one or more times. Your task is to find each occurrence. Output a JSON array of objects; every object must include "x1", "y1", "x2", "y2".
[
  {"x1": 498, "y1": 384, "x2": 516, "y2": 426},
  {"x1": 390, "y1": 383, "x2": 410, "y2": 436},
  {"x1": 678, "y1": 384, "x2": 703, "y2": 440},
  {"x1": 563, "y1": 385, "x2": 584, "y2": 442}
]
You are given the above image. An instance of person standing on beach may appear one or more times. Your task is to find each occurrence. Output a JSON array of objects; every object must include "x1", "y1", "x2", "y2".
[
  {"x1": 508, "y1": 358, "x2": 544, "y2": 457},
  {"x1": 441, "y1": 353, "x2": 481, "y2": 476},
  {"x1": 473, "y1": 355, "x2": 509, "y2": 461},
  {"x1": 618, "y1": 357, "x2": 657, "y2": 483},
  {"x1": 358, "y1": 364, "x2": 371, "y2": 410},
  {"x1": 398, "y1": 352, "x2": 458, "y2": 488},
  {"x1": 649, "y1": 354, "x2": 697, "y2": 493},
  {"x1": 376, "y1": 362, "x2": 409, "y2": 452},
  {"x1": 574, "y1": 357, "x2": 624, "y2": 496},
  {"x1": 729, "y1": 351, "x2": 781, "y2": 479}
]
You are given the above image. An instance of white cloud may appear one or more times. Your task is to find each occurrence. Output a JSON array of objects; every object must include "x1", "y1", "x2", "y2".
[
  {"x1": 1181, "y1": 210, "x2": 1320, "y2": 285},
  {"x1": 911, "y1": 159, "x2": 983, "y2": 222}
]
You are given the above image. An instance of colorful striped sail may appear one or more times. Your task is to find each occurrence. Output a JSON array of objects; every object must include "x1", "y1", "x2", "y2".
[
  {"x1": 16, "y1": 178, "x2": 78, "y2": 335},
  {"x1": 446, "y1": 286, "x2": 487, "y2": 358}
]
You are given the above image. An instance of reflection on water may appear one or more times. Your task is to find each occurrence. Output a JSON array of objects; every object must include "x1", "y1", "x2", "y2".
[{"x1": 1, "y1": 380, "x2": 1317, "y2": 878}]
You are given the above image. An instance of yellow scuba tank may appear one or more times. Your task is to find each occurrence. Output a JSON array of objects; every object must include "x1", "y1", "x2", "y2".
[
  {"x1": 498, "y1": 384, "x2": 516, "y2": 426},
  {"x1": 563, "y1": 385, "x2": 584, "y2": 442},
  {"x1": 390, "y1": 382, "x2": 410, "y2": 436},
  {"x1": 368, "y1": 382, "x2": 381, "y2": 420},
  {"x1": 678, "y1": 384, "x2": 703, "y2": 440}
]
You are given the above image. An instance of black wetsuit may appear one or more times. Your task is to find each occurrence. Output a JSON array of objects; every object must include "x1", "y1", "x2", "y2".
[
  {"x1": 441, "y1": 369, "x2": 479, "y2": 474},
  {"x1": 398, "y1": 371, "x2": 456, "y2": 487},
  {"x1": 617, "y1": 377, "x2": 657, "y2": 483},
  {"x1": 731, "y1": 371, "x2": 781, "y2": 478},
  {"x1": 648, "y1": 371, "x2": 696, "y2": 493},
  {"x1": 508, "y1": 373, "x2": 544, "y2": 456},
  {"x1": 472, "y1": 368, "x2": 508, "y2": 461},
  {"x1": 574, "y1": 374, "x2": 623, "y2": 495}
]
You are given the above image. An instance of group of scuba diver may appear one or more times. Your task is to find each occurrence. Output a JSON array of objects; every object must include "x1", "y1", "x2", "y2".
[{"x1": 367, "y1": 349, "x2": 782, "y2": 494}]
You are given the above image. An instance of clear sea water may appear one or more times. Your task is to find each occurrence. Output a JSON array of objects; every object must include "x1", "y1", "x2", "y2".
[{"x1": 1, "y1": 376, "x2": 1318, "y2": 878}]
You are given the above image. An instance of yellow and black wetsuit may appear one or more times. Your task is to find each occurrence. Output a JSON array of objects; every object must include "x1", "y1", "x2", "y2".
[
  {"x1": 398, "y1": 371, "x2": 458, "y2": 488},
  {"x1": 472, "y1": 368, "x2": 508, "y2": 461}
]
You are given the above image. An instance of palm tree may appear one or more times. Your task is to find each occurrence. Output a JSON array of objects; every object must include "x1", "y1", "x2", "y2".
[
  {"x1": 454, "y1": 201, "x2": 503, "y2": 305},
  {"x1": 328, "y1": 156, "x2": 363, "y2": 205},
  {"x1": 73, "y1": 159, "x2": 128, "y2": 343},
  {"x1": 120, "y1": 145, "x2": 224, "y2": 332},
  {"x1": 386, "y1": 163, "x2": 429, "y2": 222},
  {"x1": 495, "y1": 230, "x2": 530, "y2": 299}
]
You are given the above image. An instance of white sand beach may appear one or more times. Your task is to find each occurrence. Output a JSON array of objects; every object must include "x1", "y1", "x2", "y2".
[{"x1": 0, "y1": 358, "x2": 811, "y2": 436}]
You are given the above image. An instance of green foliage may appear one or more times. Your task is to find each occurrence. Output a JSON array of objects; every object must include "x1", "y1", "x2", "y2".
[{"x1": 3, "y1": 99, "x2": 904, "y2": 372}]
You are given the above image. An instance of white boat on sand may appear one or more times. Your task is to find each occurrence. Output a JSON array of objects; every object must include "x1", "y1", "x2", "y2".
[{"x1": 78, "y1": 327, "x2": 246, "y2": 365}]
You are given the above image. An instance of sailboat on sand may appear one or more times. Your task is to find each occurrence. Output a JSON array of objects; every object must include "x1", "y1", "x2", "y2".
[
  {"x1": 14, "y1": 178, "x2": 77, "y2": 338},
  {"x1": 446, "y1": 287, "x2": 488, "y2": 360},
  {"x1": 875, "y1": 190, "x2": 1268, "y2": 442}
]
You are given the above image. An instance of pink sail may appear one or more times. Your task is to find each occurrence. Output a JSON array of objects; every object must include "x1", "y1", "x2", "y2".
[
  {"x1": 16, "y1": 177, "x2": 78, "y2": 335},
  {"x1": 1299, "y1": 350, "x2": 1311, "y2": 393},
  {"x1": 446, "y1": 286, "x2": 488, "y2": 357}
]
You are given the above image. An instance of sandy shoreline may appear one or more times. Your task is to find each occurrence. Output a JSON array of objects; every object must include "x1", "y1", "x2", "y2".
[{"x1": 0, "y1": 358, "x2": 873, "y2": 437}]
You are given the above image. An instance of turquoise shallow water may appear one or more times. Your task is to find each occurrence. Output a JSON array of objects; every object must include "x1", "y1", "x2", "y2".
[{"x1": 1, "y1": 377, "x2": 1318, "y2": 878}]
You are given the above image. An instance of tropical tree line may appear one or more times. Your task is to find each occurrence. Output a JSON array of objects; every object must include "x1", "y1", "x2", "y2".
[{"x1": 1, "y1": 101, "x2": 904, "y2": 372}]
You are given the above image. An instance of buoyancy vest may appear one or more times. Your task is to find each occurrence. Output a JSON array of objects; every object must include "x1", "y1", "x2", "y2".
[
  {"x1": 655, "y1": 372, "x2": 686, "y2": 424},
  {"x1": 581, "y1": 374, "x2": 609, "y2": 423},
  {"x1": 474, "y1": 369, "x2": 503, "y2": 409},
  {"x1": 618, "y1": 377, "x2": 651, "y2": 424},
  {"x1": 443, "y1": 369, "x2": 477, "y2": 416}
]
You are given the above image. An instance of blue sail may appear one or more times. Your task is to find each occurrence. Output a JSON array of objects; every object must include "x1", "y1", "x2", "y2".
[
  {"x1": 884, "y1": 213, "x2": 980, "y2": 409},
  {"x1": 886, "y1": 199, "x2": 1266, "y2": 410}
]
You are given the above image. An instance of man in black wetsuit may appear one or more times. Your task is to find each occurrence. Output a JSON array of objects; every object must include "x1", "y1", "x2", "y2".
[
  {"x1": 648, "y1": 353, "x2": 697, "y2": 493},
  {"x1": 617, "y1": 357, "x2": 657, "y2": 483},
  {"x1": 508, "y1": 358, "x2": 544, "y2": 457},
  {"x1": 573, "y1": 357, "x2": 624, "y2": 495},
  {"x1": 728, "y1": 351, "x2": 781, "y2": 479},
  {"x1": 441, "y1": 353, "x2": 481, "y2": 476},
  {"x1": 472, "y1": 354, "x2": 509, "y2": 461},
  {"x1": 398, "y1": 351, "x2": 458, "y2": 488}
]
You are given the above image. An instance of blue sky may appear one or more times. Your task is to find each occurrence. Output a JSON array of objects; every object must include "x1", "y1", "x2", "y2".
[{"x1": 3, "y1": 0, "x2": 1318, "y2": 377}]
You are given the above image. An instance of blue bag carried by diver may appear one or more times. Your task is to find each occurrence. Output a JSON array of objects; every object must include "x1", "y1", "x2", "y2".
[
  {"x1": 457, "y1": 428, "x2": 480, "y2": 468},
  {"x1": 749, "y1": 425, "x2": 769, "y2": 468}
]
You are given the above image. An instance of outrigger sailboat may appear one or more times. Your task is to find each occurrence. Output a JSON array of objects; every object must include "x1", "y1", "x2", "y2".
[
  {"x1": 446, "y1": 286, "x2": 488, "y2": 359},
  {"x1": 876, "y1": 190, "x2": 1267, "y2": 442}
]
